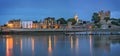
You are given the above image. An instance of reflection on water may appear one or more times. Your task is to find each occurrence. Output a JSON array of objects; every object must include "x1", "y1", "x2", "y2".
[
  {"x1": 76, "y1": 36, "x2": 79, "y2": 49},
  {"x1": 32, "y1": 38, "x2": 34, "y2": 56},
  {"x1": 54, "y1": 35, "x2": 56, "y2": 47},
  {"x1": 48, "y1": 36, "x2": 52, "y2": 56},
  {"x1": 70, "y1": 36, "x2": 73, "y2": 49},
  {"x1": 0, "y1": 35, "x2": 120, "y2": 56},
  {"x1": 6, "y1": 35, "x2": 13, "y2": 56},
  {"x1": 20, "y1": 38, "x2": 22, "y2": 56},
  {"x1": 89, "y1": 35, "x2": 92, "y2": 56}
]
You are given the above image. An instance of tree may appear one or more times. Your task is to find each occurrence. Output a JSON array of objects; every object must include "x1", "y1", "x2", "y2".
[
  {"x1": 4, "y1": 24, "x2": 7, "y2": 26},
  {"x1": 118, "y1": 18, "x2": 120, "y2": 22},
  {"x1": 57, "y1": 18, "x2": 67, "y2": 24},
  {"x1": 33, "y1": 20, "x2": 38, "y2": 23},
  {"x1": 67, "y1": 18, "x2": 77, "y2": 25},
  {"x1": 104, "y1": 17, "x2": 110, "y2": 22},
  {"x1": 92, "y1": 12, "x2": 100, "y2": 23},
  {"x1": 95, "y1": 23, "x2": 102, "y2": 28},
  {"x1": 44, "y1": 17, "x2": 55, "y2": 23},
  {"x1": 111, "y1": 21, "x2": 120, "y2": 26},
  {"x1": 83, "y1": 21, "x2": 86, "y2": 24}
]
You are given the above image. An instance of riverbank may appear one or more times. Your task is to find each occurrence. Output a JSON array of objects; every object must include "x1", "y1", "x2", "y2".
[
  {"x1": 65, "y1": 32, "x2": 120, "y2": 35},
  {"x1": 0, "y1": 31, "x2": 120, "y2": 35},
  {"x1": 0, "y1": 31, "x2": 65, "y2": 35},
  {"x1": 0, "y1": 28, "x2": 120, "y2": 35}
]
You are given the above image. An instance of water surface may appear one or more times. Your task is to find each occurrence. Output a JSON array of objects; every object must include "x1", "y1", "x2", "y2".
[{"x1": 0, "y1": 35, "x2": 120, "y2": 56}]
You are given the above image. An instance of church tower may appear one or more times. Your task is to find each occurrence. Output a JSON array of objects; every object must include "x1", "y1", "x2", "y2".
[{"x1": 74, "y1": 13, "x2": 79, "y2": 22}]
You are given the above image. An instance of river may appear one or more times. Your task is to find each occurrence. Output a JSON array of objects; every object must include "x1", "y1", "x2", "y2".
[{"x1": 0, "y1": 34, "x2": 120, "y2": 56}]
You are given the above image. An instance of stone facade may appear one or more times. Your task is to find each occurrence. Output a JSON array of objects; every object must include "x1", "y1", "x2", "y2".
[
  {"x1": 98, "y1": 10, "x2": 110, "y2": 29},
  {"x1": 7, "y1": 19, "x2": 21, "y2": 28}
]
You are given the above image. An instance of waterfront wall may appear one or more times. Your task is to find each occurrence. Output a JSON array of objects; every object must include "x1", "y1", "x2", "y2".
[
  {"x1": 0, "y1": 28, "x2": 120, "y2": 35},
  {"x1": 65, "y1": 32, "x2": 120, "y2": 35},
  {"x1": 1, "y1": 28, "x2": 120, "y2": 32}
]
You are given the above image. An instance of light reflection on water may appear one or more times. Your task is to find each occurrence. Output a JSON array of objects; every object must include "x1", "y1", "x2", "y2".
[
  {"x1": 89, "y1": 35, "x2": 93, "y2": 56},
  {"x1": 0, "y1": 35, "x2": 120, "y2": 56},
  {"x1": 32, "y1": 38, "x2": 34, "y2": 56},
  {"x1": 6, "y1": 36, "x2": 13, "y2": 56},
  {"x1": 70, "y1": 36, "x2": 73, "y2": 49},
  {"x1": 48, "y1": 36, "x2": 52, "y2": 56}
]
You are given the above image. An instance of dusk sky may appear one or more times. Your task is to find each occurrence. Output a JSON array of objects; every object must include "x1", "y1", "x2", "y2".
[{"x1": 0, "y1": 0, "x2": 120, "y2": 25}]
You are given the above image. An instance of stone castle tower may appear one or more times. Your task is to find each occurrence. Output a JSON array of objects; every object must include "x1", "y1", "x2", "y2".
[
  {"x1": 98, "y1": 10, "x2": 110, "y2": 29},
  {"x1": 99, "y1": 10, "x2": 110, "y2": 19}
]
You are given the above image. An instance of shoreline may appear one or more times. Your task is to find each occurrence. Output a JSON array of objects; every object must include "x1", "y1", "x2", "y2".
[
  {"x1": 65, "y1": 32, "x2": 120, "y2": 35},
  {"x1": 0, "y1": 28, "x2": 120, "y2": 35},
  {"x1": 0, "y1": 31, "x2": 65, "y2": 35},
  {"x1": 0, "y1": 31, "x2": 120, "y2": 35}
]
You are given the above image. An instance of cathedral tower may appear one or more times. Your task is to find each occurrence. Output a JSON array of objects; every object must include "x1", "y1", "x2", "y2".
[{"x1": 74, "y1": 13, "x2": 79, "y2": 22}]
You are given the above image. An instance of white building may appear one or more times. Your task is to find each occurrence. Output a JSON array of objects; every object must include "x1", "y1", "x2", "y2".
[{"x1": 21, "y1": 20, "x2": 33, "y2": 28}]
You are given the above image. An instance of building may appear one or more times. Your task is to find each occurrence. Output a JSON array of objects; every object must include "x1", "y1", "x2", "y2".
[
  {"x1": 32, "y1": 21, "x2": 42, "y2": 28},
  {"x1": 42, "y1": 17, "x2": 59, "y2": 29},
  {"x1": 21, "y1": 20, "x2": 33, "y2": 28},
  {"x1": 7, "y1": 19, "x2": 21, "y2": 28},
  {"x1": 32, "y1": 23, "x2": 40, "y2": 28},
  {"x1": 98, "y1": 10, "x2": 111, "y2": 29},
  {"x1": 99, "y1": 10, "x2": 110, "y2": 20},
  {"x1": 74, "y1": 14, "x2": 79, "y2": 23},
  {"x1": 67, "y1": 22, "x2": 72, "y2": 29},
  {"x1": 2, "y1": 18, "x2": 60, "y2": 29},
  {"x1": 74, "y1": 13, "x2": 84, "y2": 25},
  {"x1": 77, "y1": 20, "x2": 83, "y2": 25}
]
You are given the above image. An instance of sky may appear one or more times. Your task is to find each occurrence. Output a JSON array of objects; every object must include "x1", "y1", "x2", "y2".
[{"x1": 0, "y1": 0, "x2": 120, "y2": 25}]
